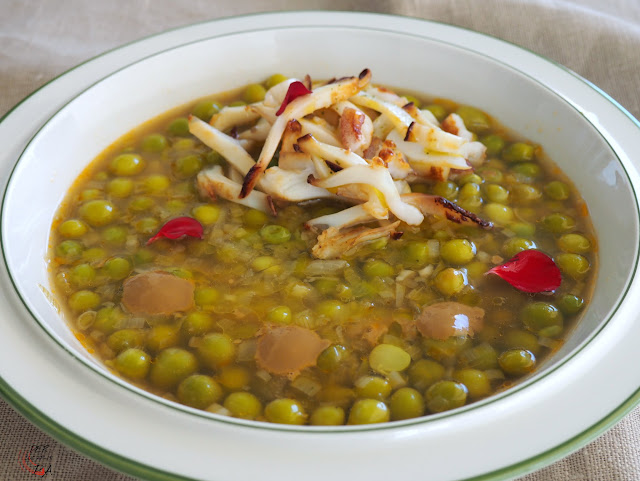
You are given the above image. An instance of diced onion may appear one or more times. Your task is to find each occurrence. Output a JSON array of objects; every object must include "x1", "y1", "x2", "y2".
[
  {"x1": 206, "y1": 403, "x2": 232, "y2": 416},
  {"x1": 291, "y1": 376, "x2": 322, "y2": 397},
  {"x1": 305, "y1": 259, "x2": 349, "y2": 276},
  {"x1": 387, "y1": 370, "x2": 408, "y2": 389},
  {"x1": 76, "y1": 310, "x2": 96, "y2": 330},
  {"x1": 237, "y1": 339, "x2": 258, "y2": 362}
]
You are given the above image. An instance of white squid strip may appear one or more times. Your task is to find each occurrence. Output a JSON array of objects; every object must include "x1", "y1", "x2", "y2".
[
  {"x1": 188, "y1": 116, "x2": 256, "y2": 176},
  {"x1": 210, "y1": 105, "x2": 261, "y2": 132},
  {"x1": 309, "y1": 161, "x2": 424, "y2": 225},
  {"x1": 312, "y1": 221, "x2": 401, "y2": 259},
  {"x1": 387, "y1": 129, "x2": 471, "y2": 171},
  {"x1": 305, "y1": 204, "x2": 376, "y2": 231},
  {"x1": 298, "y1": 118, "x2": 342, "y2": 147},
  {"x1": 401, "y1": 193, "x2": 492, "y2": 229},
  {"x1": 372, "y1": 114, "x2": 395, "y2": 139},
  {"x1": 238, "y1": 117, "x2": 271, "y2": 141},
  {"x1": 297, "y1": 134, "x2": 368, "y2": 169},
  {"x1": 442, "y1": 113, "x2": 473, "y2": 141},
  {"x1": 261, "y1": 167, "x2": 336, "y2": 202},
  {"x1": 403, "y1": 103, "x2": 440, "y2": 127},
  {"x1": 197, "y1": 166, "x2": 273, "y2": 214},
  {"x1": 350, "y1": 91, "x2": 414, "y2": 134}
]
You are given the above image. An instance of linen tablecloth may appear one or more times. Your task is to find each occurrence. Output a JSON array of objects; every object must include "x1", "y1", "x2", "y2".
[{"x1": 2, "y1": 0, "x2": 640, "y2": 479}]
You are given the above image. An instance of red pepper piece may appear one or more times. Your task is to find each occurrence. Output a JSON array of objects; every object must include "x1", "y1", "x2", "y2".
[
  {"x1": 275, "y1": 81, "x2": 312, "y2": 116},
  {"x1": 487, "y1": 250, "x2": 561, "y2": 293},
  {"x1": 146, "y1": 217, "x2": 203, "y2": 245}
]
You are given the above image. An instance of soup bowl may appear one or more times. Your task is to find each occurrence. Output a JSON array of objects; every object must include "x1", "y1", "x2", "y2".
[{"x1": 1, "y1": 11, "x2": 640, "y2": 481}]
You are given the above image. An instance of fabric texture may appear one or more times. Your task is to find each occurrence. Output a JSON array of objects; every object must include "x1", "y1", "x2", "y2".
[{"x1": 2, "y1": 0, "x2": 640, "y2": 479}]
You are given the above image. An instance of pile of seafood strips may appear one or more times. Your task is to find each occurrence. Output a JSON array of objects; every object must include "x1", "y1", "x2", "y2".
[{"x1": 191, "y1": 69, "x2": 493, "y2": 259}]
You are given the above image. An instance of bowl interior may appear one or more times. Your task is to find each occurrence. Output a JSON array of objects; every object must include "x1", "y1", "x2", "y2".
[{"x1": 3, "y1": 26, "x2": 638, "y2": 415}]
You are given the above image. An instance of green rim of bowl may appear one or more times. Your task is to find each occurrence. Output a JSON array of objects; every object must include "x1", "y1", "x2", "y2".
[{"x1": 1, "y1": 10, "x2": 639, "y2": 481}]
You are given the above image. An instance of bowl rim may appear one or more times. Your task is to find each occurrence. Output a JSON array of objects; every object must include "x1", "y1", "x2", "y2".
[{"x1": 1, "y1": 10, "x2": 640, "y2": 481}]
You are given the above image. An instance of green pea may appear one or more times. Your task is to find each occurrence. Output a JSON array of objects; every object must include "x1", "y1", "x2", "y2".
[
  {"x1": 466, "y1": 261, "x2": 489, "y2": 281},
  {"x1": 80, "y1": 188, "x2": 102, "y2": 201},
  {"x1": 192, "y1": 99, "x2": 221, "y2": 122},
  {"x1": 103, "y1": 257, "x2": 131, "y2": 280},
  {"x1": 107, "y1": 329, "x2": 145, "y2": 353},
  {"x1": 480, "y1": 134, "x2": 505, "y2": 157},
  {"x1": 502, "y1": 238, "x2": 537, "y2": 259},
  {"x1": 264, "y1": 399, "x2": 307, "y2": 425},
  {"x1": 133, "y1": 248, "x2": 155, "y2": 265},
  {"x1": 477, "y1": 166, "x2": 503, "y2": 183},
  {"x1": 228, "y1": 100, "x2": 246, "y2": 107},
  {"x1": 80, "y1": 200, "x2": 116, "y2": 227},
  {"x1": 194, "y1": 287, "x2": 220, "y2": 308},
  {"x1": 205, "y1": 150, "x2": 225, "y2": 165},
  {"x1": 369, "y1": 344, "x2": 411, "y2": 374},
  {"x1": 441, "y1": 239, "x2": 476, "y2": 265},
  {"x1": 310, "y1": 406, "x2": 345, "y2": 426},
  {"x1": 115, "y1": 348, "x2": 150, "y2": 380},
  {"x1": 58, "y1": 219, "x2": 88, "y2": 238},
  {"x1": 174, "y1": 154, "x2": 203, "y2": 178},
  {"x1": 459, "y1": 182, "x2": 481, "y2": 198},
  {"x1": 433, "y1": 181, "x2": 459, "y2": 200},
  {"x1": 165, "y1": 199, "x2": 186, "y2": 214},
  {"x1": 402, "y1": 241, "x2": 438, "y2": 267},
  {"x1": 403, "y1": 94, "x2": 422, "y2": 108},
  {"x1": 509, "y1": 222, "x2": 536, "y2": 238},
  {"x1": 425, "y1": 104, "x2": 447, "y2": 122},
  {"x1": 484, "y1": 184, "x2": 509, "y2": 204},
  {"x1": 411, "y1": 183, "x2": 430, "y2": 194},
  {"x1": 422, "y1": 336, "x2": 471, "y2": 362},
  {"x1": 56, "y1": 240, "x2": 83, "y2": 261},
  {"x1": 135, "y1": 217, "x2": 159, "y2": 235},
  {"x1": 177, "y1": 374, "x2": 223, "y2": 409},
  {"x1": 223, "y1": 392, "x2": 262, "y2": 420},
  {"x1": 557, "y1": 294, "x2": 584, "y2": 315},
  {"x1": 260, "y1": 224, "x2": 291, "y2": 244},
  {"x1": 181, "y1": 312, "x2": 215, "y2": 339},
  {"x1": 172, "y1": 138, "x2": 196, "y2": 151},
  {"x1": 408, "y1": 359, "x2": 445, "y2": 391},
  {"x1": 499, "y1": 349, "x2": 536, "y2": 376},
  {"x1": 150, "y1": 348, "x2": 198, "y2": 390},
  {"x1": 521, "y1": 302, "x2": 563, "y2": 337},
  {"x1": 511, "y1": 162, "x2": 542, "y2": 180},
  {"x1": 198, "y1": 333, "x2": 236, "y2": 369},
  {"x1": 484, "y1": 203, "x2": 514, "y2": 224},
  {"x1": 503, "y1": 329, "x2": 541, "y2": 356},
  {"x1": 355, "y1": 376, "x2": 392, "y2": 400},
  {"x1": 129, "y1": 196, "x2": 154, "y2": 212},
  {"x1": 457, "y1": 196, "x2": 483, "y2": 213},
  {"x1": 102, "y1": 226, "x2": 128, "y2": 245},
  {"x1": 503, "y1": 142, "x2": 535, "y2": 162},
  {"x1": 434, "y1": 268, "x2": 467, "y2": 296},
  {"x1": 141, "y1": 133, "x2": 168, "y2": 152},
  {"x1": 363, "y1": 259, "x2": 394, "y2": 278},
  {"x1": 456, "y1": 106, "x2": 490, "y2": 134},
  {"x1": 348, "y1": 399, "x2": 390, "y2": 425},
  {"x1": 266, "y1": 305, "x2": 293, "y2": 324},
  {"x1": 109, "y1": 153, "x2": 145, "y2": 176},
  {"x1": 168, "y1": 117, "x2": 190, "y2": 136},
  {"x1": 315, "y1": 300, "x2": 347, "y2": 322},
  {"x1": 557, "y1": 233, "x2": 591, "y2": 254},
  {"x1": 217, "y1": 365, "x2": 250, "y2": 391},
  {"x1": 265, "y1": 73, "x2": 288, "y2": 90},
  {"x1": 556, "y1": 253, "x2": 590, "y2": 280},
  {"x1": 541, "y1": 213, "x2": 576, "y2": 233},
  {"x1": 93, "y1": 306, "x2": 125, "y2": 333},
  {"x1": 142, "y1": 175, "x2": 171, "y2": 195},
  {"x1": 192, "y1": 205, "x2": 221, "y2": 225},
  {"x1": 314, "y1": 278, "x2": 338, "y2": 296},
  {"x1": 243, "y1": 208, "x2": 269, "y2": 227},
  {"x1": 544, "y1": 180, "x2": 571, "y2": 200},
  {"x1": 317, "y1": 345, "x2": 350, "y2": 372},
  {"x1": 68, "y1": 290, "x2": 100, "y2": 313},
  {"x1": 458, "y1": 343, "x2": 498, "y2": 369},
  {"x1": 425, "y1": 381, "x2": 468, "y2": 413},
  {"x1": 107, "y1": 178, "x2": 134, "y2": 198},
  {"x1": 390, "y1": 387, "x2": 425, "y2": 420},
  {"x1": 251, "y1": 256, "x2": 277, "y2": 272},
  {"x1": 69, "y1": 263, "x2": 96, "y2": 288},
  {"x1": 453, "y1": 369, "x2": 490, "y2": 399},
  {"x1": 243, "y1": 84, "x2": 267, "y2": 104},
  {"x1": 146, "y1": 325, "x2": 180, "y2": 353}
]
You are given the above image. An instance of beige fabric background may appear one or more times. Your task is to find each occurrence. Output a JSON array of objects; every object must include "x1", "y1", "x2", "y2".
[{"x1": 2, "y1": 0, "x2": 640, "y2": 479}]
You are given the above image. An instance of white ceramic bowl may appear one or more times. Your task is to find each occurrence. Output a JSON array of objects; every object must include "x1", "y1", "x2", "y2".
[{"x1": 2, "y1": 12, "x2": 640, "y2": 481}]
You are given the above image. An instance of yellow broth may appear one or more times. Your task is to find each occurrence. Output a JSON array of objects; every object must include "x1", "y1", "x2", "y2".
[{"x1": 49, "y1": 76, "x2": 596, "y2": 425}]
